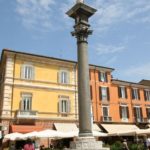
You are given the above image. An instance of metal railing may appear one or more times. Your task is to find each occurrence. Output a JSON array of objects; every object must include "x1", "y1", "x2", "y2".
[
  {"x1": 16, "y1": 110, "x2": 38, "y2": 118},
  {"x1": 101, "y1": 116, "x2": 112, "y2": 122},
  {"x1": 134, "y1": 118, "x2": 148, "y2": 123}
]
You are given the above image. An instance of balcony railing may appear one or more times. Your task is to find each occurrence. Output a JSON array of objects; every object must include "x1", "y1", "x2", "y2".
[
  {"x1": 101, "y1": 116, "x2": 112, "y2": 122},
  {"x1": 16, "y1": 110, "x2": 38, "y2": 119},
  {"x1": 135, "y1": 118, "x2": 148, "y2": 123}
]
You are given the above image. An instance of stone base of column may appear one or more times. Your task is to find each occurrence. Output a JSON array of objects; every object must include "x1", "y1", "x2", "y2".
[{"x1": 69, "y1": 137, "x2": 110, "y2": 150}]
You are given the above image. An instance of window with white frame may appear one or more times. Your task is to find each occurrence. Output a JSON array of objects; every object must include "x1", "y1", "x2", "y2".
[
  {"x1": 102, "y1": 105, "x2": 111, "y2": 121},
  {"x1": 120, "y1": 105, "x2": 129, "y2": 120},
  {"x1": 58, "y1": 70, "x2": 70, "y2": 84},
  {"x1": 58, "y1": 96, "x2": 70, "y2": 114},
  {"x1": 132, "y1": 88, "x2": 140, "y2": 100},
  {"x1": 21, "y1": 93, "x2": 32, "y2": 111},
  {"x1": 134, "y1": 107, "x2": 142, "y2": 122},
  {"x1": 99, "y1": 87, "x2": 109, "y2": 101},
  {"x1": 21, "y1": 64, "x2": 34, "y2": 80},
  {"x1": 102, "y1": 106, "x2": 109, "y2": 117},
  {"x1": 118, "y1": 86, "x2": 127, "y2": 99},
  {"x1": 98, "y1": 72, "x2": 107, "y2": 82},
  {"x1": 144, "y1": 90, "x2": 150, "y2": 101}
]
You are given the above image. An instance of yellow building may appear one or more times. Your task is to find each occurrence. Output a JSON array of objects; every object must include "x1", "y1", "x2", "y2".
[{"x1": 0, "y1": 49, "x2": 78, "y2": 135}]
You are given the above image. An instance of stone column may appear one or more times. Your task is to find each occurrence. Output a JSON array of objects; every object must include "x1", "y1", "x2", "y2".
[
  {"x1": 66, "y1": 2, "x2": 96, "y2": 137},
  {"x1": 77, "y1": 32, "x2": 92, "y2": 137},
  {"x1": 66, "y1": 2, "x2": 110, "y2": 150}
]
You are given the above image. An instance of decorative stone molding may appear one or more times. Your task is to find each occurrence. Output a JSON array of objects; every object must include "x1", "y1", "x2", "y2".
[{"x1": 2, "y1": 56, "x2": 14, "y2": 117}]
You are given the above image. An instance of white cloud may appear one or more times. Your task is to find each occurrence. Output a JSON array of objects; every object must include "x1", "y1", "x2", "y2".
[
  {"x1": 91, "y1": 0, "x2": 150, "y2": 31},
  {"x1": 96, "y1": 43, "x2": 125, "y2": 55},
  {"x1": 123, "y1": 62, "x2": 150, "y2": 79},
  {"x1": 16, "y1": 0, "x2": 55, "y2": 32},
  {"x1": 105, "y1": 56, "x2": 117, "y2": 65},
  {"x1": 15, "y1": 0, "x2": 150, "y2": 33}
]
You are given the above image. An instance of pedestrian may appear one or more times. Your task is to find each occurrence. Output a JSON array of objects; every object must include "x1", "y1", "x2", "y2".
[
  {"x1": 23, "y1": 139, "x2": 35, "y2": 150},
  {"x1": 122, "y1": 139, "x2": 129, "y2": 150}
]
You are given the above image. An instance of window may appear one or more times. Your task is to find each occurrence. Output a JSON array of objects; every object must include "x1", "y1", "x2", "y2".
[
  {"x1": 118, "y1": 86, "x2": 127, "y2": 99},
  {"x1": 133, "y1": 107, "x2": 143, "y2": 122},
  {"x1": 132, "y1": 88, "x2": 140, "y2": 100},
  {"x1": 102, "y1": 106, "x2": 109, "y2": 117},
  {"x1": 58, "y1": 70, "x2": 70, "y2": 84},
  {"x1": 21, "y1": 64, "x2": 34, "y2": 80},
  {"x1": 102, "y1": 106, "x2": 112, "y2": 122},
  {"x1": 120, "y1": 105, "x2": 129, "y2": 120},
  {"x1": 58, "y1": 96, "x2": 70, "y2": 114},
  {"x1": 98, "y1": 72, "x2": 107, "y2": 82},
  {"x1": 99, "y1": 87, "x2": 109, "y2": 101},
  {"x1": 146, "y1": 108, "x2": 150, "y2": 120},
  {"x1": 21, "y1": 93, "x2": 32, "y2": 111},
  {"x1": 144, "y1": 90, "x2": 150, "y2": 101}
]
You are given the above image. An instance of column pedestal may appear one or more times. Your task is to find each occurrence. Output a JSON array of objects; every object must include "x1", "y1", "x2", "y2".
[{"x1": 69, "y1": 137, "x2": 109, "y2": 150}]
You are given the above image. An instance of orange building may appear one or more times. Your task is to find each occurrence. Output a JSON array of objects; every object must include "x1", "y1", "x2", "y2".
[{"x1": 90, "y1": 67, "x2": 150, "y2": 127}]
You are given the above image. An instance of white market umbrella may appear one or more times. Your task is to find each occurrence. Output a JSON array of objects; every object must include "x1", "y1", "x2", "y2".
[
  {"x1": 4, "y1": 132, "x2": 24, "y2": 141},
  {"x1": 61, "y1": 131, "x2": 78, "y2": 138},
  {"x1": 60, "y1": 131, "x2": 107, "y2": 138},
  {"x1": 22, "y1": 131, "x2": 39, "y2": 140},
  {"x1": 37, "y1": 129, "x2": 64, "y2": 139},
  {"x1": 108, "y1": 130, "x2": 136, "y2": 136},
  {"x1": 136, "y1": 129, "x2": 150, "y2": 135}
]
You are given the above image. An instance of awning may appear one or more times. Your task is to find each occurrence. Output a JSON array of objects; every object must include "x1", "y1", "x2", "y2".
[
  {"x1": 54, "y1": 123, "x2": 78, "y2": 132},
  {"x1": 92, "y1": 124, "x2": 102, "y2": 132},
  {"x1": 10, "y1": 125, "x2": 43, "y2": 133},
  {"x1": 54, "y1": 123, "x2": 101, "y2": 132},
  {"x1": 101, "y1": 124, "x2": 139, "y2": 136}
]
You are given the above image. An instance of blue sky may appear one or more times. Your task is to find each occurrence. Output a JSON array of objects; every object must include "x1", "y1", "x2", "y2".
[{"x1": 0, "y1": 0, "x2": 150, "y2": 82}]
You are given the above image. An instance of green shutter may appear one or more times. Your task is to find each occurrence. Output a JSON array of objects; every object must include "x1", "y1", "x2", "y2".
[
  {"x1": 119, "y1": 106, "x2": 122, "y2": 119},
  {"x1": 57, "y1": 71, "x2": 61, "y2": 83},
  {"x1": 21, "y1": 65, "x2": 25, "y2": 79},
  {"x1": 67, "y1": 100, "x2": 71, "y2": 113},
  {"x1": 105, "y1": 72, "x2": 108, "y2": 82},
  {"x1": 107, "y1": 87, "x2": 110, "y2": 101},
  {"x1": 98, "y1": 72, "x2": 101, "y2": 82},
  {"x1": 138, "y1": 89, "x2": 140, "y2": 100},
  {"x1": 67, "y1": 71, "x2": 70, "y2": 84},
  {"x1": 59, "y1": 100, "x2": 62, "y2": 113},
  {"x1": 144, "y1": 90, "x2": 147, "y2": 101},
  {"x1": 31, "y1": 66, "x2": 34, "y2": 80},
  {"x1": 126, "y1": 107, "x2": 129, "y2": 118},
  {"x1": 118, "y1": 87, "x2": 121, "y2": 98},
  {"x1": 90, "y1": 85, "x2": 93, "y2": 100},
  {"x1": 99, "y1": 87, "x2": 101, "y2": 100},
  {"x1": 125, "y1": 87, "x2": 128, "y2": 99},
  {"x1": 131, "y1": 89, "x2": 135, "y2": 99}
]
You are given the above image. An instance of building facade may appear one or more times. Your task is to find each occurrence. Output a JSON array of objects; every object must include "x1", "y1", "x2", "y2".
[
  {"x1": 90, "y1": 68, "x2": 150, "y2": 126},
  {"x1": 0, "y1": 49, "x2": 150, "y2": 139},
  {"x1": 0, "y1": 49, "x2": 79, "y2": 136}
]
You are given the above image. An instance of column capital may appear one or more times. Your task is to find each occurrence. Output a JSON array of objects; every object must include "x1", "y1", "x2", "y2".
[{"x1": 71, "y1": 23, "x2": 93, "y2": 43}]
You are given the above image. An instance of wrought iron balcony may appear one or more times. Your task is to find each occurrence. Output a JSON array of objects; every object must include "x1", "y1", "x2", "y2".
[
  {"x1": 134, "y1": 118, "x2": 148, "y2": 123},
  {"x1": 16, "y1": 110, "x2": 38, "y2": 119},
  {"x1": 101, "y1": 116, "x2": 112, "y2": 122}
]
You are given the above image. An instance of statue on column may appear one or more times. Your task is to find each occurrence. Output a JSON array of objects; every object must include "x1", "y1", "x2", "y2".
[{"x1": 76, "y1": 0, "x2": 84, "y2": 3}]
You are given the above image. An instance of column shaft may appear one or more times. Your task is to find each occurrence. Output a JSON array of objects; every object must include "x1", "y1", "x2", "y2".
[{"x1": 77, "y1": 41, "x2": 92, "y2": 137}]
